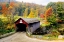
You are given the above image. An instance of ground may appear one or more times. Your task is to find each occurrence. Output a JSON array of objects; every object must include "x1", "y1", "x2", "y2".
[{"x1": 0, "y1": 32, "x2": 64, "y2": 42}]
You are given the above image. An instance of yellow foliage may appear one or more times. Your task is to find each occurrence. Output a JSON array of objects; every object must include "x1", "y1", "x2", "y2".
[
  {"x1": 6, "y1": 24, "x2": 11, "y2": 29},
  {"x1": 34, "y1": 9, "x2": 38, "y2": 17},
  {"x1": 44, "y1": 21, "x2": 49, "y2": 24},
  {"x1": 2, "y1": 13, "x2": 7, "y2": 17},
  {"x1": 8, "y1": 6, "x2": 13, "y2": 10},
  {"x1": 6, "y1": 24, "x2": 14, "y2": 29},
  {"x1": 28, "y1": 13, "x2": 35, "y2": 18},
  {"x1": 28, "y1": 8, "x2": 35, "y2": 18},
  {"x1": 23, "y1": 8, "x2": 28, "y2": 18}
]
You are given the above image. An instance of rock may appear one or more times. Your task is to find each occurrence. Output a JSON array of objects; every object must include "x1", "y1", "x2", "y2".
[{"x1": 58, "y1": 35, "x2": 63, "y2": 39}]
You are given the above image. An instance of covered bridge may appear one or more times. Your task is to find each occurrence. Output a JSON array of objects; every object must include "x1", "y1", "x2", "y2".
[{"x1": 15, "y1": 18, "x2": 40, "y2": 34}]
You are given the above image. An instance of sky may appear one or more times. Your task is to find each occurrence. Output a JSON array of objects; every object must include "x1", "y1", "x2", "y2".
[{"x1": 16, "y1": 0, "x2": 64, "y2": 6}]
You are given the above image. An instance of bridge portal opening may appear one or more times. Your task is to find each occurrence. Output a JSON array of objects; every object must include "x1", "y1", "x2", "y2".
[{"x1": 16, "y1": 23, "x2": 26, "y2": 32}]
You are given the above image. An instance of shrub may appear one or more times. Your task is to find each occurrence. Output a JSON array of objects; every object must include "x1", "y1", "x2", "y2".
[
  {"x1": 50, "y1": 29, "x2": 60, "y2": 37},
  {"x1": 58, "y1": 28, "x2": 64, "y2": 35},
  {"x1": 0, "y1": 15, "x2": 15, "y2": 35},
  {"x1": 47, "y1": 14, "x2": 59, "y2": 29}
]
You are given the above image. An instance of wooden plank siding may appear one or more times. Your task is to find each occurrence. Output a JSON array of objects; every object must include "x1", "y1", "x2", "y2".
[{"x1": 15, "y1": 18, "x2": 40, "y2": 33}]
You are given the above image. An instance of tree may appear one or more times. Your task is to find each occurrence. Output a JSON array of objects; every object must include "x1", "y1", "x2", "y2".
[
  {"x1": 9, "y1": 2, "x2": 15, "y2": 7},
  {"x1": 1, "y1": 4, "x2": 8, "y2": 16},
  {"x1": 23, "y1": 8, "x2": 28, "y2": 18},
  {"x1": 45, "y1": 7, "x2": 53, "y2": 21},
  {"x1": 56, "y1": 2, "x2": 64, "y2": 21},
  {"x1": 0, "y1": 6, "x2": 2, "y2": 10},
  {"x1": 0, "y1": 5, "x2": 2, "y2": 14},
  {"x1": 34, "y1": 9, "x2": 38, "y2": 17},
  {"x1": 40, "y1": 14, "x2": 45, "y2": 19},
  {"x1": 46, "y1": 2, "x2": 56, "y2": 14},
  {"x1": 46, "y1": 2, "x2": 64, "y2": 22},
  {"x1": 0, "y1": 2, "x2": 15, "y2": 16},
  {"x1": 28, "y1": 8, "x2": 35, "y2": 18}
]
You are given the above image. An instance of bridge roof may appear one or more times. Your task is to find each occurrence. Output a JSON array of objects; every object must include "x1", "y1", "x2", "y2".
[{"x1": 15, "y1": 18, "x2": 40, "y2": 24}]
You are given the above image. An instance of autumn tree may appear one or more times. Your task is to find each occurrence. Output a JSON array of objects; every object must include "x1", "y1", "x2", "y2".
[
  {"x1": 1, "y1": 4, "x2": 8, "y2": 16},
  {"x1": 56, "y1": 2, "x2": 64, "y2": 21},
  {"x1": 0, "y1": 2, "x2": 15, "y2": 30},
  {"x1": 34, "y1": 9, "x2": 38, "y2": 17},
  {"x1": 0, "y1": 5, "x2": 2, "y2": 14},
  {"x1": 8, "y1": 2, "x2": 15, "y2": 29},
  {"x1": 46, "y1": 2, "x2": 56, "y2": 14},
  {"x1": 45, "y1": 7, "x2": 52, "y2": 21},
  {"x1": 28, "y1": 8, "x2": 35, "y2": 18},
  {"x1": 40, "y1": 14, "x2": 45, "y2": 19},
  {"x1": 23, "y1": 8, "x2": 28, "y2": 18},
  {"x1": 40, "y1": 7, "x2": 53, "y2": 27}
]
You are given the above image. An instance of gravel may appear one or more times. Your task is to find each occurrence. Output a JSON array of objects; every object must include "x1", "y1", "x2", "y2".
[{"x1": 0, "y1": 32, "x2": 64, "y2": 42}]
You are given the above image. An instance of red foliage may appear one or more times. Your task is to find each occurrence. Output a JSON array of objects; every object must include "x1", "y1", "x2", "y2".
[
  {"x1": 1, "y1": 4, "x2": 8, "y2": 15},
  {"x1": 40, "y1": 14, "x2": 45, "y2": 18},
  {"x1": 40, "y1": 7, "x2": 52, "y2": 20},
  {"x1": 2, "y1": 4, "x2": 8, "y2": 10},
  {"x1": 0, "y1": 2, "x2": 15, "y2": 16},
  {"x1": 45, "y1": 7, "x2": 52, "y2": 17},
  {"x1": 10, "y1": 2, "x2": 14, "y2": 7}
]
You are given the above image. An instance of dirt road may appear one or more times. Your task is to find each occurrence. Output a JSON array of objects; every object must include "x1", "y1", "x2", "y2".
[{"x1": 0, "y1": 32, "x2": 64, "y2": 42}]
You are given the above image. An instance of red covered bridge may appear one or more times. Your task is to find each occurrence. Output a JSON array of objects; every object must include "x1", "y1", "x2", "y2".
[{"x1": 15, "y1": 18, "x2": 40, "y2": 34}]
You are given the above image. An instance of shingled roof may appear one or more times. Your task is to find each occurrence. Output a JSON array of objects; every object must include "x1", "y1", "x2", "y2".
[
  {"x1": 15, "y1": 18, "x2": 40, "y2": 24},
  {"x1": 22, "y1": 18, "x2": 40, "y2": 24}
]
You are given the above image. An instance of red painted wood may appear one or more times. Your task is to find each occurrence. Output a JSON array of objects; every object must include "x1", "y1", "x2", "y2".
[{"x1": 15, "y1": 18, "x2": 28, "y2": 28}]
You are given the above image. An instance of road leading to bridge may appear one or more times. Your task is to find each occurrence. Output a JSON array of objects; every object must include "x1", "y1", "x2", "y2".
[{"x1": 0, "y1": 32, "x2": 64, "y2": 42}]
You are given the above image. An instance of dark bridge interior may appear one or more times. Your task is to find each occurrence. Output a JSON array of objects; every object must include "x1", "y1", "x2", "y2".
[{"x1": 16, "y1": 23, "x2": 26, "y2": 32}]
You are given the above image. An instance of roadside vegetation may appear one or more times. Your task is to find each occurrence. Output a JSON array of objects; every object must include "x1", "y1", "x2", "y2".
[{"x1": 0, "y1": 1, "x2": 64, "y2": 40}]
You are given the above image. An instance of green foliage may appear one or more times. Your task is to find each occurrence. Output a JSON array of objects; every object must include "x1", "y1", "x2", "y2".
[
  {"x1": 43, "y1": 29, "x2": 60, "y2": 39},
  {"x1": 51, "y1": 29, "x2": 60, "y2": 36},
  {"x1": 0, "y1": 6, "x2": 2, "y2": 10},
  {"x1": 58, "y1": 28, "x2": 64, "y2": 35},
  {"x1": 14, "y1": 14, "x2": 21, "y2": 21},
  {"x1": 47, "y1": 2, "x2": 64, "y2": 21},
  {"x1": 23, "y1": 8, "x2": 28, "y2": 18},
  {"x1": 47, "y1": 14, "x2": 56, "y2": 24},
  {"x1": 41, "y1": 22, "x2": 50, "y2": 27},
  {"x1": 46, "y1": 2, "x2": 56, "y2": 14},
  {"x1": 0, "y1": 18, "x2": 3, "y2": 27},
  {"x1": 6, "y1": 3, "x2": 9, "y2": 8},
  {"x1": 56, "y1": 2, "x2": 64, "y2": 21},
  {"x1": 47, "y1": 14, "x2": 59, "y2": 29},
  {"x1": 15, "y1": 2, "x2": 45, "y2": 16},
  {"x1": 18, "y1": 7, "x2": 25, "y2": 16},
  {"x1": 34, "y1": 9, "x2": 38, "y2": 17},
  {"x1": 0, "y1": 15, "x2": 15, "y2": 35}
]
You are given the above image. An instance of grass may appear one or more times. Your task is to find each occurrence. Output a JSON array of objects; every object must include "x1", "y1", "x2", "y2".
[
  {"x1": 28, "y1": 34, "x2": 59, "y2": 40},
  {"x1": 0, "y1": 31, "x2": 15, "y2": 39},
  {"x1": 0, "y1": 29, "x2": 15, "y2": 35},
  {"x1": 42, "y1": 34, "x2": 58, "y2": 40}
]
